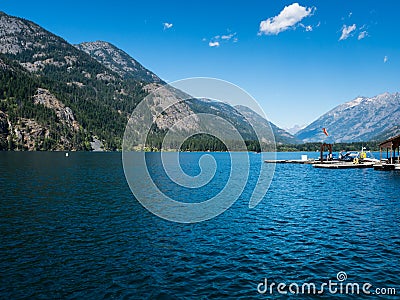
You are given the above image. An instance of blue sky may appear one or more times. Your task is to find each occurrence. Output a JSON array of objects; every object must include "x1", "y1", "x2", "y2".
[{"x1": 1, "y1": 1, "x2": 399, "y2": 129}]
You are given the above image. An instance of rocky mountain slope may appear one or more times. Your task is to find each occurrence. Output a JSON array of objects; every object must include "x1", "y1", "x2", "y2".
[
  {"x1": 0, "y1": 11, "x2": 298, "y2": 151},
  {"x1": 75, "y1": 41, "x2": 163, "y2": 83},
  {"x1": 234, "y1": 105, "x2": 301, "y2": 144},
  {"x1": 296, "y1": 92, "x2": 400, "y2": 143},
  {"x1": 122, "y1": 87, "x2": 299, "y2": 151},
  {"x1": 371, "y1": 125, "x2": 400, "y2": 142},
  {"x1": 79, "y1": 42, "x2": 298, "y2": 146},
  {"x1": 85, "y1": 45, "x2": 299, "y2": 146},
  {"x1": 0, "y1": 11, "x2": 147, "y2": 150},
  {"x1": 0, "y1": 54, "x2": 87, "y2": 150}
]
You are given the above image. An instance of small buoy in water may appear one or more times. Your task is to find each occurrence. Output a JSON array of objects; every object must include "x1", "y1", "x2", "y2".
[{"x1": 65, "y1": 152, "x2": 69, "y2": 157}]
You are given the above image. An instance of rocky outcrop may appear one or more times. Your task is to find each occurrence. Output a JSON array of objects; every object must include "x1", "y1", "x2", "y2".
[
  {"x1": 143, "y1": 83, "x2": 200, "y2": 132},
  {"x1": 0, "y1": 11, "x2": 64, "y2": 55},
  {"x1": 0, "y1": 57, "x2": 10, "y2": 70},
  {"x1": 20, "y1": 58, "x2": 66, "y2": 72},
  {"x1": 0, "y1": 110, "x2": 9, "y2": 150},
  {"x1": 6, "y1": 116, "x2": 80, "y2": 151},
  {"x1": 33, "y1": 88, "x2": 80, "y2": 131},
  {"x1": 12, "y1": 118, "x2": 50, "y2": 150},
  {"x1": 90, "y1": 137, "x2": 104, "y2": 151},
  {"x1": 0, "y1": 112, "x2": 55, "y2": 151},
  {"x1": 95, "y1": 72, "x2": 116, "y2": 82},
  {"x1": 75, "y1": 41, "x2": 163, "y2": 83}
]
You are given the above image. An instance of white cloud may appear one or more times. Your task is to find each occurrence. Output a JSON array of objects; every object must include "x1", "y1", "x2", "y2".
[
  {"x1": 163, "y1": 22, "x2": 173, "y2": 30},
  {"x1": 349, "y1": 12, "x2": 353, "y2": 18},
  {"x1": 209, "y1": 41, "x2": 220, "y2": 47},
  {"x1": 258, "y1": 3, "x2": 315, "y2": 35},
  {"x1": 207, "y1": 31, "x2": 237, "y2": 47},
  {"x1": 300, "y1": 24, "x2": 313, "y2": 31},
  {"x1": 339, "y1": 24, "x2": 356, "y2": 41},
  {"x1": 384, "y1": 56, "x2": 388, "y2": 63},
  {"x1": 220, "y1": 32, "x2": 237, "y2": 42},
  {"x1": 221, "y1": 33, "x2": 236, "y2": 40},
  {"x1": 358, "y1": 31, "x2": 368, "y2": 40}
]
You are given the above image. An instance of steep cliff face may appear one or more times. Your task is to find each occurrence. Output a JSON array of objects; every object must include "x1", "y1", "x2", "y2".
[
  {"x1": 11, "y1": 118, "x2": 49, "y2": 151},
  {"x1": 33, "y1": 88, "x2": 80, "y2": 131},
  {"x1": 0, "y1": 110, "x2": 65, "y2": 151},
  {"x1": 0, "y1": 110, "x2": 9, "y2": 150}
]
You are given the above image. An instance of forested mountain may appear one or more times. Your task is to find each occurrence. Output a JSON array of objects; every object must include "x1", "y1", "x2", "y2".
[
  {"x1": 0, "y1": 11, "x2": 298, "y2": 151},
  {"x1": 0, "y1": 11, "x2": 148, "y2": 150},
  {"x1": 234, "y1": 105, "x2": 301, "y2": 144},
  {"x1": 0, "y1": 55, "x2": 88, "y2": 150}
]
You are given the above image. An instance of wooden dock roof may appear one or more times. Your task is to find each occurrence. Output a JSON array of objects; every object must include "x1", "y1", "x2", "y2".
[{"x1": 379, "y1": 134, "x2": 400, "y2": 149}]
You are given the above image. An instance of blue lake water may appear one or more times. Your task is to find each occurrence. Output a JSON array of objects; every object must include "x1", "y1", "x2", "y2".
[{"x1": 0, "y1": 152, "x2": 399, "y2": 299}]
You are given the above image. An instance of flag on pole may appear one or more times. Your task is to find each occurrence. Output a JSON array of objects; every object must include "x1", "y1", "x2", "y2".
[{"x1": 322, "y1": 128, "x2": 329, "y2": 136}]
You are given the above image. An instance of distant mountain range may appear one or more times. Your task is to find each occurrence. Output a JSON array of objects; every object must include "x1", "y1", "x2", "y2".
[
  {"x1": 0, "y1": 11, "x2": 398, "y2": 151},
  {"x1": 296, "y1": 93, "x2": 400, "y2": 143},
  {"x1": 284, "y1": 124, "x2": 306, "y2": 135}
]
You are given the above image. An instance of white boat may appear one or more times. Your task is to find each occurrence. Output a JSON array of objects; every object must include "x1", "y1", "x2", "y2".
[{"x1": 339, "y1": 148, "x2": 380, "y2": 164}]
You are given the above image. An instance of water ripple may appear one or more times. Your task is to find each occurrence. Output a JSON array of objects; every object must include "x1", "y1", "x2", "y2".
[{"x1": 0, "y1": 152, "x2": 399, "y2": 298}]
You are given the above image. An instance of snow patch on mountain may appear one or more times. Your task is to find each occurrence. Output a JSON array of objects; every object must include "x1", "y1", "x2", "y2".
[{"x1": 296, "y1": 92, "x2": 400, "y2": 142}]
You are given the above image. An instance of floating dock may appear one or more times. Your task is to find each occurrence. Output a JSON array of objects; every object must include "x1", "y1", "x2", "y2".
[
  {"x1": 264, "y1": 159, "x2": 316, "y2": 164},
  {"x1": 313, "y1": 162, "x2": 375, "y2": 169},
  {"x1": 373, "y1": 164, "x2": 400, "y2": 171},
  {"x1": 264, "y1": 159, "x2": 377, "y2": 169}
]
